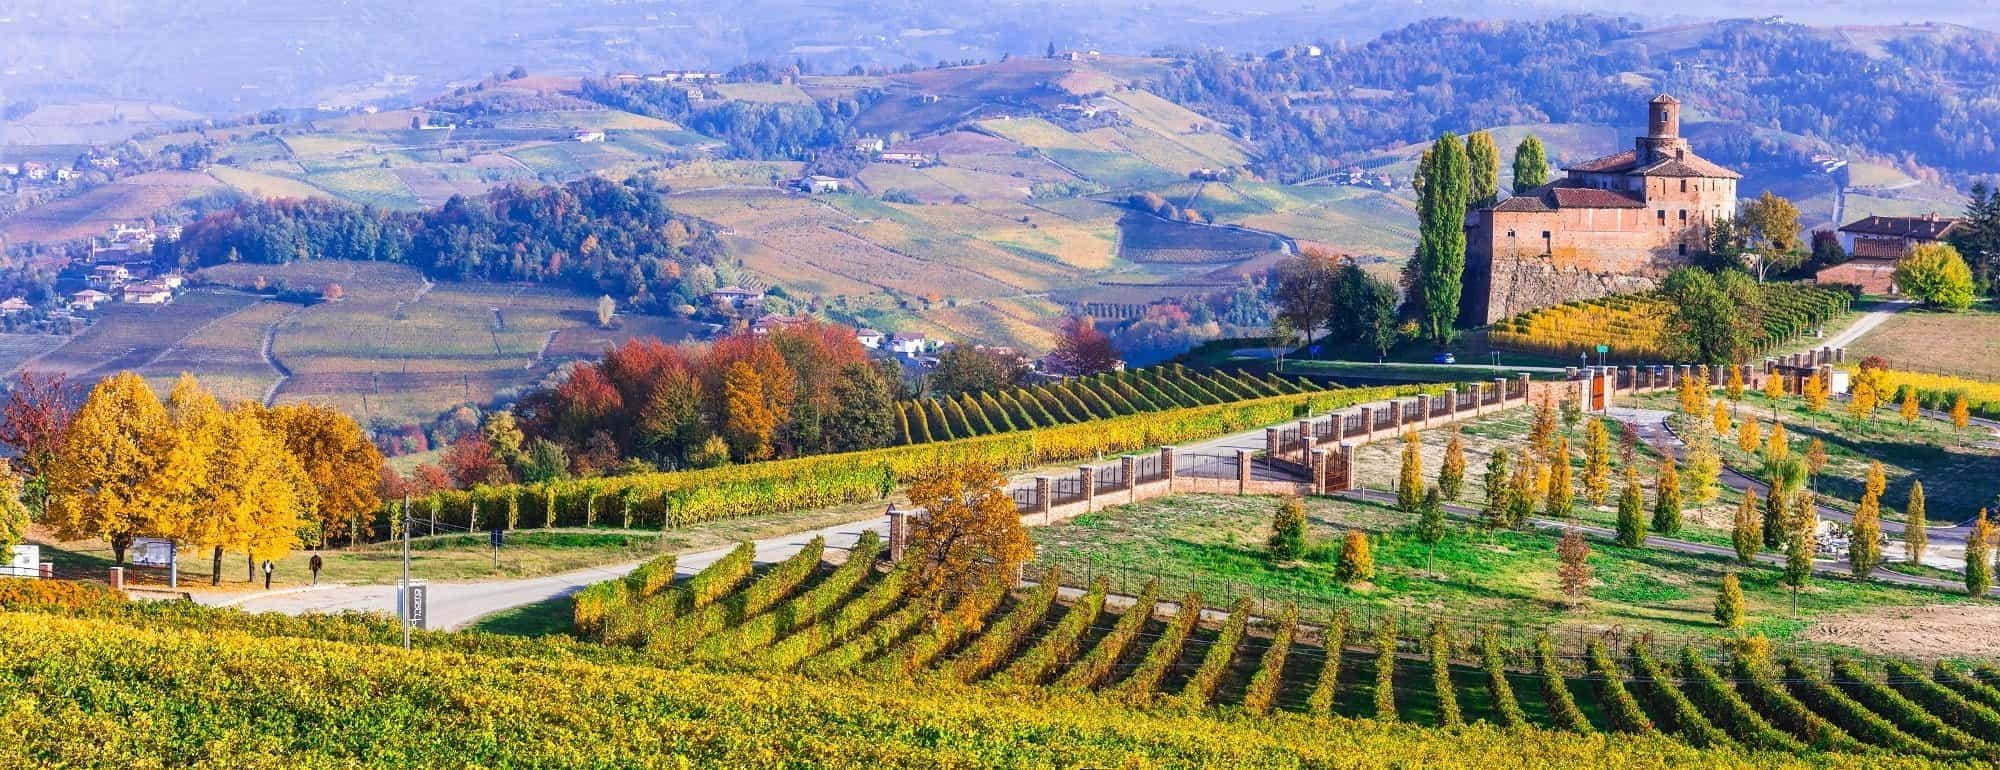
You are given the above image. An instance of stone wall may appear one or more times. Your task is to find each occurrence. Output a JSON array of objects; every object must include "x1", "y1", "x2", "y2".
[{"x1": 1470, "y1": 250, "x2": 1663, "y2": 324}]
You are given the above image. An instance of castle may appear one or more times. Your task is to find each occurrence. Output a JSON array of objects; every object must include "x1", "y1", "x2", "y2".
[{"x1": 1462, "y1": 95, "x2": 1740, "y2": 324}]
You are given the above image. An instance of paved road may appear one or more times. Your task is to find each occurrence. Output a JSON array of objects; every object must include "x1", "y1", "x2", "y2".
[{"x1": 216, "y1": 402, "x2": 1337, "y2": 626}]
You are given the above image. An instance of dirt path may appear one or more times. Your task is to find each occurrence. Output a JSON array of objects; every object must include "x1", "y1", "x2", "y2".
[
  {"x1": 1822, "y1": 299, "x2": 1914, "y2": 350},
  {"x1": 258, "y1": 304, "x2": 304, "y2": 407}
]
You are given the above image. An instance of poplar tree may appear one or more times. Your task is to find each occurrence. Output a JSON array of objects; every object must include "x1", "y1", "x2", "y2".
[
  {"x1": 1269, "y1": 495, "x2": 1307, "y2": 562},
  {"x1": 1783, "y1": 493, "x2": 1817, "y2": 607},
  {"x1": 1416, "y1": 132, "x2": 1469, "y2": 343},
  {"x1": 1616, "y1": 467, "x2": 1646, "y2": 547},
  {"x1": 1738, "y1": 418, "x2": 1761, "y2": 453},
  {"x1": 1652, "y1": 455, "x2": 1682, "y2": 535},
  {"x1": 1466, "y1": 131, "x2": 1499, "y2": 208},
  {"x1": 1338, "y1": 530, "x2": 1375, "y2": 583},
  {"x1": 1952, "y1": 393, "x2": 1971, "y2": 438},
  {"x1": 1397, "y1": 432, "x2": 1424, "y2": 512},
  {"x1": 1726, "y1": 365, "x2": 1745, "y2": 401},
  {"x1": 1439, "y1": 427, "x2": 1466, "y2": 501},
  {"x1": 1512, "y1": 135, "x2": 1548, "y2": 193},
  {"x1": 1418, "y1": 487, "x2": 1446, "y2": 575},
  {"x1": 1905, "y1": 480, "x2": 1928, "y2": 564}
]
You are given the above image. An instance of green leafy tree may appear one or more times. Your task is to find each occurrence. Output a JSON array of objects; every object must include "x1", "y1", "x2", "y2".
[
  {"x1": 1894, "y1": 242, "x2": 1976, "y2": 310},
  {"x1": 1661, "y1": 268, "x2": 1761, "y2": 364},
  {"x1": 826, "y1": 362, "x2": 895, "y2": 451},
  {"x1": 1738, "y1": 191, "x2": 1805, "y2": 280},
  {"x1": 1714, "y1": 573, "x2": 1745, "y2": 630},
  {"x1": 1415, "y1": 132, "x2": 1469, "y2": 343},
  {"x1": 1615, "y1": 467, "x2": 1646, "y2": 547},
  {"x1": 1417, "y1": 486, "x2": 1446, "y2": 575},
  {"x1": 1968, "y1": 509, "x2": 1993, "y2": 597},
  {"x1": 1465, "y1": 131, "x2": 1499, "y2": 208},
  {"x1": 1512, "y1": 135, "x2": 1548, "y2": 194},
  {"x1": 1268, "y1": 495, "x2": 1307, "y2": 562},
  {"x1": 1545, "y1": 436, "x2": 1573, "y2": 518},
  {"x1": 1482, "y1": 448, "x2": 1511, "y2": 530}
]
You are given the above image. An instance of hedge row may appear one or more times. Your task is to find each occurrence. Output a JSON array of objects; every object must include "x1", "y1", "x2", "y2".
[
  {"x1": 1176, "y1": 596, "x2": 1253, "y2": 710},
  {"x1": 1676, "y1": 647, "x2": 1804, "y2": 753},
  {"x1": 1782, "y1": 658, "x2": 1938, "y2": 755},
  {"x1": 1588, "y1": 640, "x2": 1656, "y2": 734},
  {"x1": 1304, "y1": 611, "x2": 1349, "y2": 716},
  {"x1": 1628, "y1": 642, "x2": 1732, "y2": 748},
  {"x1": 755, "y1": 562, "x2": 911, "y2": 671},
  {"x1": 1830, "y1": 659, "x2": 1980, "y2": 752},
  {"x1": 1537, "y1": 635, "x2": 1593, "y2": 732},
  {"x1": 1729, "y1": 654, "x2": 1860, "y2": 752},
  {"x1": 647, "y1": 537, "x2": 825, "y2": 656},
  {"x1": 382, "y1": 381, "x2": 1440, "y2": 535},
  {"x1": 1241, "y1": 606, "x2": 1298, "y2": 715}
]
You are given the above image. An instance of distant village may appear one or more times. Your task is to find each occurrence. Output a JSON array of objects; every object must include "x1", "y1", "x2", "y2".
[{"x1": 0, "y1": 222, "x2": 191, "y2": 332}]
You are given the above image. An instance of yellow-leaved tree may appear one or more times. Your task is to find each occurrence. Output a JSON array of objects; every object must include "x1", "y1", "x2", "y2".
[
  {"x1": 160, "y1": 375, "x2": 227, "y2": 580},
  {"x1": 200, "y1": 403, "x2": 317, "y2": 582},
  {"x1": 905, "y1": 461, "x2": 1033, "y2": 623},
  {"x1": 42, "y1": 372, "x2": 173, "y2": 564},
  {"x1": 0, "y1": 462, "x2": 29, "y2": 551},
  {"x1": 263, "y1": 402, "x2": 383, "y2": 545}
]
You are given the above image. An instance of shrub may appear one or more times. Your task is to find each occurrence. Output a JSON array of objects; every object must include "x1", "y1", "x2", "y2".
[
  {"x1": 1268, "y1": 495, "x2": 1306, "y2": 562},
  {"x1": 1336, "y1": 531, "x2": 1374, "y2": 583},
  {"x1": 1587, "y1": 640, "x2": 1655, "y2": 734},
  {"x1": 1536, "y1": 635, "x2": 1592, "y2": 732},
  {"x1": 0, "y1": 578, "x2": 124, "y2": 612},
  {"x1": 1305, "y1": 611, "x2": 1349, "y2": 716},
  {"x1": 1478, "y1": 632, "x2": 1526, "y2": 728}
]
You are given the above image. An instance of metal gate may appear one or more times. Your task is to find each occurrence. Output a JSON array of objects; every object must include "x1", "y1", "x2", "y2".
[{"x1": 1322, "y1": 449, "x2": 1350, "y2": 492}]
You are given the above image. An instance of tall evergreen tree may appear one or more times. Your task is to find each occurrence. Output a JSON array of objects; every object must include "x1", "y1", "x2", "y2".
[
  {"x1": 1615, "y1": 467, "x2": 1646, "y2": 547},
  {"x1": 1545, "y1": 436, "x2": 1573, "y2": 518},
  {"x1": 1512, "y1": 135, "x2": 1548, "y2": 194},
  {"x1": 1714, "y1": 573, "x2": 1745, "y2": 630},
  {"x1": 1968, "y1": 509, "x2": 1993, "y2": 597},
  {"x1": 1652, "y1": 455, "x2": 1682, "y2": 535},
  {"x1": 1482, "y1": 448, "x2": 1511, "y2": 530},
  {"x1": 1416, "y1": 132, "x2": 1469, "y2": 343},
  {"x1": 1397, "y1": 432, "x2": 1424, "y2": 513},
  {"x1": 1731, "y1": 490, "x2": 1760, "y2": 563},
  {"x1": 1465, "y1": 132, "x2": 1500, "y2": 208},
  {"x1": 1439, "y1": 427, "x2": 1467, "y2": 500},
  {"x1": 1849, "y1": 490, "x2": 1882, "y2": 577}
]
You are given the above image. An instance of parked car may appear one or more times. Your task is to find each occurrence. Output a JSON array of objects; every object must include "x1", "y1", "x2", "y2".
[{"x1": 1432, "y1": 352, "x2": 1457, "y2": 364}]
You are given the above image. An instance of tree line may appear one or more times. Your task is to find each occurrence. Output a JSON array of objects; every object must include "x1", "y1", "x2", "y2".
[
  {"x1": 164, "y1": 175, "x2": 727, "y2": 313},
  {"x1": 0, "y1": 372, "x2": 383, "y2": 571}
]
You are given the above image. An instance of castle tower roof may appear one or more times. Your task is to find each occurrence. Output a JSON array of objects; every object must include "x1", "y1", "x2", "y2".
[{"x1": 1650, "y1": 93, "x2": 1681, "y2": 104}]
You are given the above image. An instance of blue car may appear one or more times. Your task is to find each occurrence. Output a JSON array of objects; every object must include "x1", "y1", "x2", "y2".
[{"x1": 1432, "y1": 352, "x2": 1456, "y2": 364}]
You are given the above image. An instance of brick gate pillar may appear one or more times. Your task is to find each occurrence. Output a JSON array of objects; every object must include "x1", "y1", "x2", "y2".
[
  {"x1": 1120, "y1": 455, "x2": 1137, "y2": 503},
  {"x1": 1236, "y1": 449, "x2": 1254, "y2": 495},
  {"x1": 1033, "y1": 477, "x2": 1052, "y2": 523},
  {"x1": 1310, "y1": 448, "x2": 1329, "y2": 495},
  {"x1": 1159, "y1": 446, "x2": 1176, "y2": 492},
  {"x1": 1416, "y1": 394, "x2": 1433, "y2": 429},
  {"x1": 886, "y1": 506, "x2": 909, "y2": 562},
  {"x1": 1079, "y1": 466, "x2": 1096, "y2": 513}
]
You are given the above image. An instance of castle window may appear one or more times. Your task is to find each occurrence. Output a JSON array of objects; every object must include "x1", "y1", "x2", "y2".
[
  {"x1": 1542, "y1": 231, "x2": 1552, "y2": 255},
  {"x1": 1680, "y1": 179, "x2": 1687, "y2": 193},
  {"x1": 1679, "y1": 209, "x2": 1688, "y2": 222},
  {"x1": 1506, "y1": 230, "x2": 1516, "y2": 239},
  {"x1": 1657, "y1": 210, "x2": 1666, "y2": 226},
  {"x1": 1678, "y1": 243, "x2": 1687, "y2": 256}
]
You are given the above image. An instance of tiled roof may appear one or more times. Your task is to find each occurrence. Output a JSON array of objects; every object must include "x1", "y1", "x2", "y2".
[
  {"x1": 1549, "y1": 187, "x2": 1646, "y2": 209},
  {"x1": 1491, "y1": 195, "x2": 1552, "y2": 213},
  {"x1": 1563, "y1": 150, "x2": 1638, "y2": 174},
  {"x1": 1630, "y1": 153, "x2": 1740, "y2": 179},
  {"x1": 1838, "y1": 215, "x2": 1962, "y2": 241}
]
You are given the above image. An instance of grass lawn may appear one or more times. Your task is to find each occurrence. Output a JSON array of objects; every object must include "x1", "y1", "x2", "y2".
[
  {"x1": 1635, "y1": 389, "x2": 2000, "y2": 524},
  {"x1": 1847, "y1": 302, "x2": 2000, "y2": 382},
  {"x1": 1027, "y1": 493, "x2": 1983, "y2": 657},
  {"x1": 468, "y1": 594, "x2": 576, "y2": 636}
]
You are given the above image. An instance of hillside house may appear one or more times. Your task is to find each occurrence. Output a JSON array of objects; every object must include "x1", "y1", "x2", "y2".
[
  {"x1": 571, "y1": 130, "x2": 607, "y2": 143},
  {"x1": 69, "y1": 290, "x2": 110, "y2": 311},
  {"x1": 0, "y1": 298, "x2": 30, "y2": 316},
  {"x1": 88, "y1": 265, "x2": 131, "y2": 290},
  {"x1": 880, "y1": 150, "x2": 931, "y2": 167},
  {"x1": 706, "y1": 286, "x2": 764, "y2": 309},
  {"x1": 684, "y1": 87, "x2": 706, "y2": 102},
  {"x1": 749, "y1": 314, "x2": 805, "y2": 336},
  {"x1": 122, "y1": 282, "x2": 172, "y2": 305},
  {"x1": 791, "y1": 175, "x2": 843, "y2": 194},
  {"x1": 157, "y1": 273, "x2": 185, "y2": 290},
  {"x1": 856, "y1": 328, "x2": 885, "y2": 349},
  {"x1": 853, "y1": 137, "x2": 886, "y2": 154},
  {"x1": 889, "y1": 332, "x2": 929, "y2": 357},
  {"x1": 20, "y1": 163, "x2": 47, "y2": 181},
  {"x1": 1815, "y1": 214, "x2": 1965, "y2": 296}
]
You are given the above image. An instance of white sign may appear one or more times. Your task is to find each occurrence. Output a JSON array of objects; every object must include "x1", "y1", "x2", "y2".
[
  {"x1": 130, "y1": 537, "x2": 175, "y2": 568},
  {"x1": 1, "y1": 545, "x2": 37, "y2": 578}
]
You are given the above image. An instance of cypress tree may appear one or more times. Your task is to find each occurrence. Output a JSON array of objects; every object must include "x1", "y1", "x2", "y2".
[
  {"x1": 1584, "y1": 418, "x2": 1611, "y2": 506},
  {"x1": 1439, "y1": 427, "x2": 1466, "y2": 501},
  {"x1": 1546, "y1": 436, "x2": 1573, "y2": 518},
  {"x1": 1968, "y1": 509, "x2": 1993, "y2": 597},
  {"x1": 1616, "y1": 467, "x2": 1646, "y2": 547},
  {"x1": 1512, "y1": 135, "x2": 1548, "y2": 193},
  {"x1": 1483, "y1": 448, "x2": 1511, "y2": 530},
  {"x1": 1397, "y1": 432, "x2": 1424, "y2": 512},
  {"x1": 1714, "y1": 573, "x2": 1745, "y2": 630},
  {"x1": 1906, "y1": 480, "x2": 1928, "y2": 564},
  {"x1": 1465, "y1": 131, "x2": 1499, "y2": 208},
  {"x1": 1416, "y1": 132, "x2": 1469, "y2": 343},
  {"x1": 1783, "y1": 493, "x2": 1816, "y2": 598},
  {"x1": 1652, "y1": 455, "x2": 1682, "y2": 535},
  {"x1": 1418, "y1": 486, "x2": 1446, "y2": 575},
  {"x1": 1731, "y1": 491, "x2": 1760, "y2": 563}
]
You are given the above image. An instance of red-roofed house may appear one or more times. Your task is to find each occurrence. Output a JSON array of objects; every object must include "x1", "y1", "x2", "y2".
[
  {"x1": 1814, "y1": 213, "x2": 1964, "y2": 295},
  {"x1": 1464, "y1": 94, "x2": 1741, "y2": 323}
]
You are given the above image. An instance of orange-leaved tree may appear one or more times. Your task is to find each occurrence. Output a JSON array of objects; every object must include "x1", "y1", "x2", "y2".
[
  {"x1": 264, "y1": 402, "x2": 384, "y2": 544},
  {"x1": 904, "y1": 461, "x2": 1033, "y2": 623},
  {"x1": 198, "y1": 403, "x2": 317, "y2": 581},
  {"x1": 721, "y1": 361, "x2": 778, "y2": 461}
]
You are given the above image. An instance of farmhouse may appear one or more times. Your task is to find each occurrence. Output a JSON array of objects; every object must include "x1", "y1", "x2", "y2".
[
  {"x1": 0, "y1": 298, "x2": 30, "y2": 315},
  {"x1": 69, "y1": 289, "x2": 110, "y2": 311},
  {"x1": 889, "y1": 332, "x2": 929, "y2": 357},
  {"x1": 121, "y1": 281, "x2": 172, "y2": 305},
  {"x1": 856, "y1": 328, "x2": 885, "y2": 349},
  {"x1": 877, "y1": 150, "x2": 929, "y2": 167},
  {"x1": 1463, "y1": 94, "x2": 1740, "y2": 324},
  {"x1": 88, "y1": 265, "x2": 131, "y2": 290},
  {"x1": 706, "y1": 286, "x2": 764, "y2": 309},
  {"x1": 791, "y1": 175, "x2": 843, "y2": 194},
  {"x1": 853, "y1": 137, "x2": 886, "y2": 154},
  {"x1": 1812, "y1": 213, "x2": 1963, "y2": 295},
  {"x1": 571, "y1": 130, "x2": 607, "y2": 143},
  {"x1": 749, "y1": 314, "x2": 805, "y2": 336}
]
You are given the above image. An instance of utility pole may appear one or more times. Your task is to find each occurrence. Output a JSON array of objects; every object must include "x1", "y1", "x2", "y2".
[{"x1": 401, "y1": 494, "x2": 412, "y2": 651}]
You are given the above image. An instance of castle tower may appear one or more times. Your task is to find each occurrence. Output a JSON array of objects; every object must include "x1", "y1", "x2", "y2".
[{"x1": 1635, "y1": 94, "x2": 1688, "y2": 163}]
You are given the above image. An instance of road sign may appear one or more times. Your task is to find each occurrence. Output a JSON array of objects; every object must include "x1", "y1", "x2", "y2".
[
  {"x1": 403, "y1": 582, "x2": 429, "y2": 630},
  {"x1": 1595, "y1": 344, "x2": 1609, "y2": 354},
  {"x1": 2, "y1": 545, "x2": 38, "y2": 578},
  {"x1": 489, "y1": 529, "x2": 503, "y2": 548}
]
